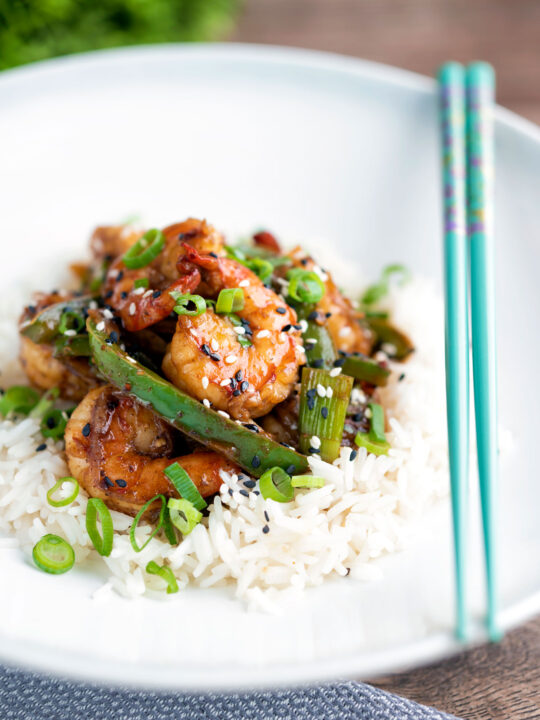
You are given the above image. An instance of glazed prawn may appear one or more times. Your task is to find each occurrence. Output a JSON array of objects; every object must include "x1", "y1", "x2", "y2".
[
  {"x1": 163, "y1": 246, "x2": 305, "y2": 420},
  {"x1": 104, "y1": 218, "x2": 224, "y2": 332},
  {"x1": 65, "y1": 385, "x2": 239, "y2": 517},
  {"x1": 287, "y1": 247, "x2": 372, "y2": 355}
]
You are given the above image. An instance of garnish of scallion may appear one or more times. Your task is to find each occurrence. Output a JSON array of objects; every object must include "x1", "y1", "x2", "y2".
[
  {"x1": 169, "y1": 292, "x2": 207, "y2": 317},
  {"x1": 259, "y1": 467, "x2": 294, "y2": 503},
  {"x1": 129, "y1": 494, "x2": 167, "y2": 552},
  {"x1": 0, "y1": 386, "x2": 40, "y2": 417},
  {"x1": 146, "y1": 561, "x2": 179, "y2": 594},
  {"x1": 122, "y1": 229, "x2": 165, "y2": 270},
  {"x1": 354, "y1": 401, "x2": 390, "y2": 456},
  {"x1": 32, "y1": 534, "x2": 75, "y2": 574},
  {"x1": 291, "y1": 475, "x2": 325, "y2": 488},
  {"x1": 164, "y1": 462, "x2": 207, "y2": 511},
  {"x1": 167, "y1": 498, "x2": 202, "y2": 535},
  {"x1": 216, "y1": 288, "x2": 245, "y2": 314},
  {"x1": 47, "y1": 477, "x2": 79, "y2": 508},
  {"x1": 287, "y1": 269, "x2": 325, "y2": 304},
  {"x1": 298, "y1": 368, "x2": 354, "y2": 462},
  {"x1": 360, "y1": 264, "x2": 410, "y2": 308},
  {"x1": 86, "y1": 497, "x2": 114, "y2": 556}
]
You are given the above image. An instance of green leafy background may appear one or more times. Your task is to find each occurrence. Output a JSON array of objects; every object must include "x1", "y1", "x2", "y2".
[{"x1": 0, "y1": 0, "x2": 241, "y2": 70}]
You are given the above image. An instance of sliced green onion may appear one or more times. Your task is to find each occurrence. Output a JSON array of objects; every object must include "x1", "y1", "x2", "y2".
[
  {"x1": 32, "y1": 534, "x2": 75, "y2": 574},
  {"x1": 47, "y1": 477, "x2": 79, "y2": 508},
  {"x1": 167, "y1": 498, "x2": 203, "y2": 535},
  {"x1": 134, "y1": 277, "x2": 149, "y2": 290},
  {"x1": 162, "y1": 506, "x2": 179, "y2": 545},
  {"x1": 259, "y1": 467, "x2": 294, "y2": 503},
  {"x1": 227, "y1": 314, "x2": 252, "y2": 348},
  {"x1": 298, "y1": 368, "x2": 353, "y2": 462},
  {"x1": 40, "y1": 408, "x2": 68, "y2": 439},
  {"x1": 0, "y1": 386, "x2": 40, "y2": 416},
  {"x1": 368, "y1": 402, "x2": 386, "y2": 444},
  {"x1": 287, "y1": 269, "x2": 325, "y2": 304},
  {"x1": 122, "y1": 229, "x2": 165, "y2": 270},
  {"x1": 86, "y1": 497, "x2": 114, "y2": 556},
  {"x1": 146, "y1": 560, "x2": 179, "y2": 594},
  {"x1": 164, "y1": 462, "x2": 207, "y2": 511},
  {"x1": 361, "y1": 264, "x2": 411, "y2": 307},
  {"x1": 59, "y1": 309, "x2": 85, "y2": 336},
  {"x1": 129, "y1": 494, "x2": 167, "y2": 552},
  {"x1": 341, "y1": 355, "x2": 390, "y2": 386},
  {"x1": 247, "y1": 257, "x2": 274, "y2": 283},
  {"x1": 29, "y1": 387, "x2": 60, "y2": 418},
  {"x1": 354, "y1": 432, "x2": 390, "y2": 456},
  {"x1": 216, "y1": 288, "x2": 245, "y2": 314},
  {"x1": 170, "y1": 292, "x2": 207, "y2": 317},
  {"x1": 291, "y1": 475, "x2": 325, "y2": 488}
]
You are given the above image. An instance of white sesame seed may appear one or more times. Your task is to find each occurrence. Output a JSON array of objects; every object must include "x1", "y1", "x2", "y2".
[
  {"x1": 143, "y1": 289, "x2": 153, "y2": 298},
  {"x1": 225, "y1": 354, "x2": 237, "y2": 364},
  {"x1": 233, "y1": 326, "x2": 246, "y2": 335},
  {"x1": 316, "y1": 384, "x2": 326, "y2": 398},
  {"x1": 305, "y1": 337, "x2": 317, "y2": 345},
  {"x1": 312, "y1": 265, "x2": 328, "y2": 282},
  {"x1": 217, "y1": 410, "x2": 230, "y2": 419},
  {"x1": 133, "y1": 286, "x2": 146, "y2": 295},
  {"x1": 109, "y1": 269, "x2": 119, "y2": 279},
  {"x1": 220, "y1": 379, "x2": 230, "y2": 387},
  {"x1": 329, "y1": 367, "x2": 342, "y2": 377},
  {"x1": 339, "y1": 326, "x2": 352, "y2": 337},
  {"x1": 375, "y1": 351, "x2": 389, "y2": 363},
  {"x1": 127, "y1": 356, "x2": 137, "y2": 364},
  {"x1": 299, "y1": 320, "x2": 308, "y2": 333},
  {"x1": 202, "y1": 376, "x2": 209, "y2": 389},
  {"x1": 238, "y1": 279, "x2": 249, "y2": 288},
  {"x1": 351, "y1": 388, "x2": 367, "y2": 404},
  {"x1": 129, "y1": 303, "x2": 136, "y2": 316},
  {"x1": 381, "y1": 342, "x2": 397, "y2": 356},
  {"x1": 103, "y1": 309, "x2": 114, "y2": 320},
  {"x1": 63, "y1": 329, "x2": 77, "y2": 337},
  {"x1": 210, "y1": 339, "x2": 219, "y2": 352},
  {"x1": 326, "y1": 386, "x2": 334, "y2": 398},
  {"x1": 365, "y1": 407, "x2": 372, "y2": 418},
  {"x1": 256, "y1": 329, "x2": 271, "y2": 339},
  {"x1": 96, "y1": 321, "x2": 106, "y2": 332},
  {"x1": 202, "y1": 398, "x2": 211, "y2": 408},
  {"x1": 310, "y1": 435, "x2": 321, "y2": 449},
  {"x1": 89, "y1": 300, "x2": 98, "y2": 310}
]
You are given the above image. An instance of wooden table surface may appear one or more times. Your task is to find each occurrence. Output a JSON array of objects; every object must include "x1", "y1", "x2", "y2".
[{"x1": 232, "y1": 2, "x2": 540, "y2": 717}]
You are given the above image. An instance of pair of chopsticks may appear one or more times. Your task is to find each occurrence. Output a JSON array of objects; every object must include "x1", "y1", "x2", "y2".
[{"x1": 438, "y1": 62, "x2": 500, "y2": 642}]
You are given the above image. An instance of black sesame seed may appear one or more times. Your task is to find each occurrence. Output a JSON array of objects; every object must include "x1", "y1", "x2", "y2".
[
  {"x1": 82, "y1": 423, "x2": 91, "y2": 437},
  {"x1": 210, "y1": 353, "x2": 221, "y2": 362},
  {"x1": 253, "y1": 490, "x2": 260, "y2": 496},
  {"x1": 306, "y1": 388, "x2": 317, "y2": 399},
  {"x1": 333, "y1": 358, "x2": 346, "y2": 367},
  {"x1": 233, "y1": 389, "x2": 241, "y2": 397},
  {"x1": 307, "y1": 310, "x2": 318, "y2": 321},
  {"x1": 279, "y1": 442, "x2": 292, "y2": 448},
  {"x1": 115, "y1": 479, "x2": 127, "y2": 487},
  {"x1": 228, "y1": 488, "x2": 234, "y2": 496},
  {"x1": 36, "y1": 443, "x2": 47, "y2": 452},
  {"x1": 264, "y1": 510, "x2": 270, "y2": 522},
  {"x1": 300, "y1": 258, "x2": 308, "y2": 266},
  {"x1": 109, "y1": 331, "x2": 118, "y2": 344},
  {"x1": 276, "y1": 307, "x2": 286, "y2": 314},
  {"x1": 120, "y1": 291, "x2": 128, "y2": 299},
  {"x1": 105, "y1": 290, "x2": 114, "y2": 299},
  {"x1": 251, "y1": 455, "x2": 261, "y2": 468},
  {"x1": 308, "y1": 447, "x2": 321, "y2": 454},
  {"x1": 201, "y1": 343, "x2": 211, "y2": 355},
  {"x1": 311, "y1": 359, "x2": 324, "y2": 368},
  {"x1": 116, "y1": 271, "x2": 124, "y2": 282},
  {"x1": 321, "y1": 406, "x2": 329, "y2": 419},
  {"x1": 353, "y1": 413, "x2": 363, "y2": 422},
  {"x1": 294, "y1": 324, "x2": 302, "y2": 331},
  {"x1": 104, "y1": 476, "x2": 114, "y2": 488},
  {"x1": 286, "y1": 465, "x2": 296, "y2": 475},
  {"x1": 209, "y1": 252, "x2": 218, "y2": 258},
  {"x1": 239, "y1": 489, "x2": 249, "y2": 498},
  {"x1": 152, "y1": 290, "x2": 162, "y2": 299},
  {"x1": 230, "y1": 378, "x2": 238, "y2": 389},
  {"x1": 240, "y1": 380, "x2": 249, "y2": 392},
  {"x1": 244, "y1": 423, "x2": 259, "y2": 433},
  {"x1": 235, "y1": 370, "x2": 243, "y2": 382},
  {"x1": 325, "y1": 312, "x2": 332, "y2": 318},
  {"x1": 349, "y1": 450, "x2": 358, "y2": 461},
  {"x1": 46, "y1": 415, "x2": 56, "y2": 429},
  {"x1": 244, "y1": 480, "x2": 256, "y2": 489},
  {"x1": 262, "y1": 525, "x2": 270, "y2": 534},
  {"x1": 399, "y1": 373, "x2": 406, "y2": 382},
  {"x1": 307, "y1": 397, "x2": 315, "y2": 410}
]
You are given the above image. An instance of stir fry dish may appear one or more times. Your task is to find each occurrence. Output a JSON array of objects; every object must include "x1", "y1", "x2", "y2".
[{"x1": 10, "y1": 218, "x2": 414, "y2": 582}]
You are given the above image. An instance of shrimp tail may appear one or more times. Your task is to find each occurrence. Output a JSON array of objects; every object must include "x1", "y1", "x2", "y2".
[{"x1": 180, "y1": 243, "x2": 220, "y2": 271}]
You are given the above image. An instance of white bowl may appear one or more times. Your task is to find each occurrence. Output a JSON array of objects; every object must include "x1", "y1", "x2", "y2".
[{"x1": 0, "y1": 44, "x2": 539, "y2": 689}]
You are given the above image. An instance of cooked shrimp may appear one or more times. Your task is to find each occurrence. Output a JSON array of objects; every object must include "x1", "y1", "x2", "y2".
[
  {"x1": 288, "y1": 247, "x2": 372, "y2": 355},
  {"x1": 104, "y1": 218, "x2": 224, "y2": 332},
  {"x1": 65, "y1": 385, "x2": 238, "y2": 517},
  {"x1": 162, "y1": 246, "x2": 305, "y2": 420},
  {"x1": 90, "y1": 225, "x2": 142, "y2": 261},
  {"x1": 19, "y1": 336, "x2": 99, "y2": 402}
]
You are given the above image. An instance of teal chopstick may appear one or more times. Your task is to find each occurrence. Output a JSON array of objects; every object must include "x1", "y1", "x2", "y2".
[
  {"x1": 465, "y1": 62, "x2": 501, "y2": 642},
  {"x1": 438, "y1": 62, "x2": 470, "y2": 641}
]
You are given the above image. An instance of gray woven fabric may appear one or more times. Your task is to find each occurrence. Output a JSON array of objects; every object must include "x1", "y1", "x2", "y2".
[{"x1": 0, "y1": 665, "x2": 461, "y2": 720}]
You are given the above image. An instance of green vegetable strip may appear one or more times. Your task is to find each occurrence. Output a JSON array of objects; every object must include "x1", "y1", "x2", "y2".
[
  {"x1": 367, "y1": 402, "x2": 386, "y2": 443},
  {"x1": 354, "y1": 432, "x2": 390, "y2": 456},
  {"x1": 86, "y1": 498, "x2": 114, "y2": 556},
  {"x1": 53, "y1": 334, "x2": 91, "y2": 358},
  {"x1": 20, "y1": 297, "x2": 93, "y2": 344},
  {"x1": 88, "y1": 319, "x2": 308, "y2": 477},
  {"x1": 298, "y1": 368, "x2": 353, "y2": 462},
  {"x1": 364, "y1": 316, "x2": 415, "y2": 361},
  {"x1": 146, "y1": 561, "x2": 179, "y2": 594},
  {"x1": 303, "y1": 321, "x2": 336, "y2": 370},
  {"x1": 341, "y1": 355, "x2": 390, "y2": 386}
]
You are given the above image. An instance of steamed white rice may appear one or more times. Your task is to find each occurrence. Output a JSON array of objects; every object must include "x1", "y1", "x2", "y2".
[{"x1": 0, "y1": 276, "x2": 448, "y2": 611}]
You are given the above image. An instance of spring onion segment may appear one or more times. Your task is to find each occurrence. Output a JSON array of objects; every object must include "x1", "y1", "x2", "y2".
[
  {"x1": 164, "y1": 462, "x2": 207, "y2": 511},
  {"x1": 86, "y1": 497, "x2": 114, "y2": 556},
  {"x1": 302, "y1": 319, "x2": 336, "y2": 370},
  {"x1": 59, "y1": 309, "x2": 85, "y2": 335},
  {"x1": 0, "y1": 386, "x2": 40, "y2": 416},
  {"x1": 47, "y1": 477, "x2": 79, "y2": 508},
  {"x1": 130, "y1": 494, "x2": 167, "y2": 553},
  {"x1": 287, "y1": 269, "x2": 325, "y2": 304},
  {"x1": 32, "y1": 534, "x2": 75, "y2": 574},
  {"x1": 360, "y1": 264, "x2": 411, "y2": 307},
  {"x1": 29, "y1": 387, "x2": 60, "y2": 418},
  {"x1": 167, "y1": 498, "x2": 203, "y2": 535},
  {"x1": 88, "y1": 319, "x2": 308, "y2": 476},
  {"x1": 146, "y1": 561, "x2": 179, "y2": 594},
  {"x1": 216, "y1": 288, "x2": 245, "y2": 314},
  {"x1": 122, "y1": 228, "x2": 165, "y2": 269},
  {"x1": 40, "y1": 408, "x2": 68, "y2": 440},
  {"x1": 298, "y1": 368, "x2": 354, "y2": 462},
  {"x1": 354, "y1": 401, "x2": 390, "y2": 456},
  {"x1": 291, "y1": 475, "x2": 325, "y2": 488},
  {"x1": 259, "y1": 467, "x2": 294, "y2": 503},
  {"x1": 134, "y1": 277, "x2": 149, "y2": 289},
  {"x1": 170, "y1": 292, "x2": 207, "y2": 317}
]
